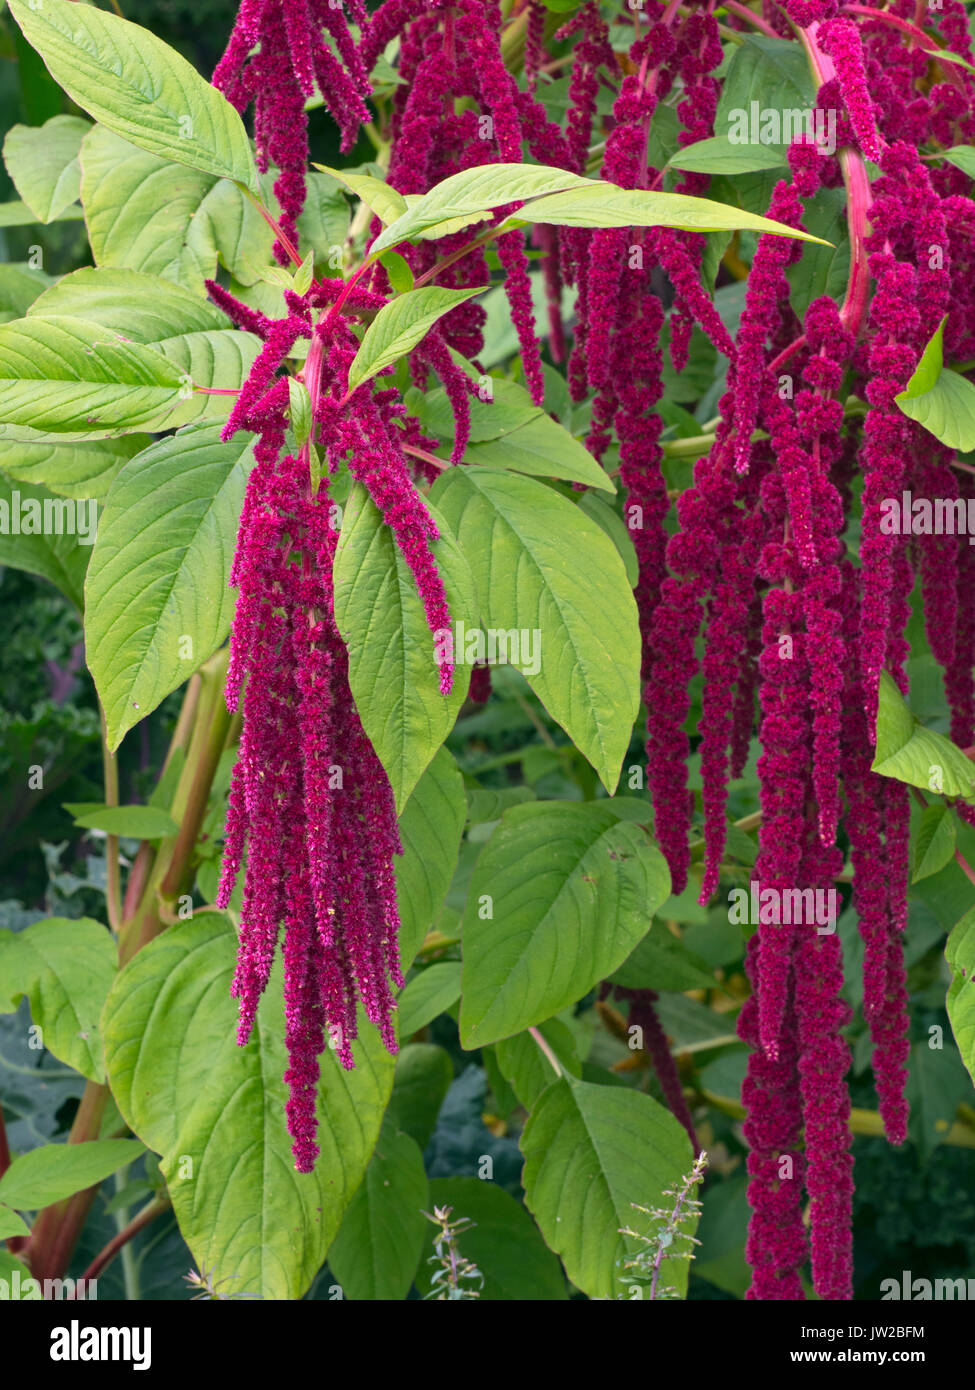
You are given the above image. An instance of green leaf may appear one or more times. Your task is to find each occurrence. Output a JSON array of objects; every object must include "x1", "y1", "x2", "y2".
[
  {"x1": 0, "y1": 1139, "x2": 144, "y2": 1211},
  {"x1": 0, "y1": 471, "x2": 93, "y2": 608},
  {"x1": 332, "y1": 483, "x2": 477, "y2": 812},
  {"x1": 63, "y1": 802, "x2": 179, "y2": 839},
  {"x1": 397, "y1": 962, "x2": 462, "y2": 1037},
  {"x1": 313, "y1": 163, "x2": 408, "y2": 226},
  {"x1": 385, "y1": 1043, "x2": 453, "y2": 1149},
  {"x1": 943, "y1": 146, "x2": 975, "y2": 180},
  {"x1": 901, "y1": 314, "x2": 947, "y2": 397},
  {"x1": 0, "y1": 433, "x2": 148, "y2": 501},
  {"x1": 288, "y1": 377, "x2": 313, "y2": 449},
  {"x1": 327, "y1": 1123, "x2": 429, "y2": 1301},
  {"x1": 378, "y1": 249, "x2": 414, "y2": 293},
  {"x1": 946, "y1": 906, "x2": 975, "y2": 1086},
  {"x1": 295, "y1": 172, "x2": 350, "y2": 264},
  {"x1": 371, "y1": 162, "x2": 825, "y2": 256},
  {"x1": 511, "y1": 183, "x2": 827, "y2": 241},
  {"x1": 429, "y1": 468, "x2": 640, "y2": 793},
  {"x1": 0, "y1": 1252, "x2": 35, "y2": 1297},
  {"x1": 872, "y1": 670, "x2": 975, "y2": 797},
  {"x1": 9, "y1": 0, "x2": 257, "y2": 191},
  {"x1": 577, "y1": 492, "x2": 639, "y2": 586},
  {"x1": 2, "y1": 114, "x2": 89, "y2": 222},
  {"x1": 520, "y1": 1078, "x2": 695, "y2": 1299},
  {"x1": 460, "y1": 417, "x2": 614, "y2": 491},
  {"x1": 786, "y1": 186, "x2": 850, "y2": 322},
  {"x1": 610, "y1": 926, "x2": 719, "y2": 992},
  {"x1": 0, "y1": 917, "x2": 115, "y2": 1081},
  {"x1": 0, "y1": 315, "x2": 184, "y2": 434},
  {"x1": 28, "y1": 267, "x2": 259, "y2": 427},
  {"x1": 415, "y1": 1177, "x2": 568, "y2": 1300},
  {"x1": 494, "y1": 1020, "x2": 582, "y2": 1109},
  {"x1": 422, "y1": 370, "x2": 613, "y2": 491},
  {"x1": 79, "y1": 127, "x2": 276, "y2": 295},
  {"x1": 0, "y1": 262, "x2": 54, "y2": 322},
  {"x1": 894, "y1": 315, "x2": 975, "y2": 450},
  {"x1": 348, "y1": 287, "x2": 483, "y2": 394},
  {"x1": 101, "y1": 912, "x2": 394, "y2": 1300},
  {"x1": 395, "y1": 746, "x2": 467, "y2": 970},
  {"x1": 0, "y1": 198, "x2": 84, "y2": 226},
  {"x1": 29, "y1": 265, "x2": 228, "y2": 339},
  {"x1": 668, "y1": 134, "x2": 787, "y2": 174},
  {"x1": 459, "y1": 801, "x2": 671, "y2": 1049},
  {"x1": 85, "y1": 423, "x2": 255, "y2": 751},
  {"x1": 368, "y1": 164, "x2": 595, "y2": 255},
  {"x1": 0, "y1": 1206, "x2": 30, "y2": 1240},
  {"x1": 715, "y1": 35, "x2": 817, "y2": 152},
  {"x1": 913, "y1": 804, "x2": 958, "y2": 883},
  {"x1": 292, "y1": 250, "x2": 314, "y2": 297}
]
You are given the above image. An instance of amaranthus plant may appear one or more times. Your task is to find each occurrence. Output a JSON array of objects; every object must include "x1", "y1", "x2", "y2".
[{"x1": 0, "y1": 0, "x2": 974, "y2": 1312}]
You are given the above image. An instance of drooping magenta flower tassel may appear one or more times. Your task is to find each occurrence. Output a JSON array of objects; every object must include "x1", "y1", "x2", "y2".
[{"x1": 214, "y1": 0, "x2": 371, "y2": 258}]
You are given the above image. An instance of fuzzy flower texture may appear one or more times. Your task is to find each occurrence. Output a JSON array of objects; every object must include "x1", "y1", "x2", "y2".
[{"x1": 210, "y1": 0, "x2": 975, "y2": 1300}]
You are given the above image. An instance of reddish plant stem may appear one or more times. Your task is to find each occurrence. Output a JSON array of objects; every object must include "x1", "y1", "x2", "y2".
[
  {"x1": 0, "y1": 1101, "x2": 11, "y2": 1180},
  {"x1": 795, "y1": 20, "x2": 874, "y2": 339},
  {"x1": 68, "y1": 1198, "x2": 169, "y2": 1293},
  {"x1": 241, "y1": 186, "x2": 302, "y2": 268},
  {"x1": 403, "y1": 443, "x2": 448, "y2": 472},
  {"x1": 721, "y1": 0, "x2": 779, "y2": 38}
]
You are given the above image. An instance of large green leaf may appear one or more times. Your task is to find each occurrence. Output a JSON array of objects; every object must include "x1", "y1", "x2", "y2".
[
  {"x1": 79, "y1": 127, "x2": 275, "y2": 295},
  {"x1": 715, "y1": 34, "x2": 817, "y2": 151},
  {"x1": 85, "y1": 424, "x2": 255, "y2": 751},
  {"x1": 494, "y1": 1020, "x2": 582, "y2": 1109},
  {"x1": 0, "y1": 315, "x2": 184, "y2": 434},
  {"x1": 872, "y1": 670, "x2": 975, "y2": 796},
  {"x1": 415, "y1": 1177, "x2": 568, "y2": 1300},
  {"x1": 64, "y1": 803, "x2": 179, "y2": 839},
  {"x1": 29, "y1": 266, "x2": 228, "y2": 338},
  {"x1": 421, "y1": 374, "x2": 614, "y2": 491},
  {"x1": 333, "y1": 483, "x2": 477, "y2": 812},
  {"x1": 313, "y1": 163, "x2": 409, "y2": 226},
  {"x1": 0, "y1": 263, "x2": 53, "y2": 323},
  {"x1": 327, "y1": 1122, "x2": 429, "y2": 1301},
  {"x1": 30, "y1": 267, "x2": 259, "y2": 428},
  {"x1": 429, "y1": 468, "x2": 640, "y2": 793},
  {"x1": 0, "y1": 1139, "x2": 144, "y2": 1211},
  {"x1": 520, "y1": 1077, "x2": 695, "y2": 1299},
  {"x1": 0, "y1": 433, "x2": 148, "y2": 501},
  {"x1": 0, "y1": 199, "x2": 84, "y2": 227},
  {"x1": 946, "y1": 906, "x2": 975, "y2": 1087},
  {"x1": 668, "y1": 135, "x2": 786, "y2": 174},
  {"x1": 895, "y1": 315, "x2": 975, "y2": 450},
  {"x1": 9, "y1": 0, "x2": 257, "y2": 190},
  {"x1": 0, "y1": 917, "x2": 115, "y2": 1082},
  {"x1": 385, "y1": 1043, "x2": 453, "y2": 1149},
  {"x1": 397, "y1": 962, "x2": 462, "y2": 1037},
  {"x1": 371, "y1": 162, "x2": 824, "y2": 256},
  {"x1": 513, "y1": 183, "x2": 825, "y2": 239},
  {"x1": 394, "y1": 745, "x2": 466, "y2": 970},
  {"x1": 2, "y1": 114, "x2": 89, "y2": 222},
  {"x1": 0, "y1": 471, "x2": 93, "y2": 608},
  {"x1": 459, "y1": 801, "x2": 671, "y2": 1049},
  {"x1": 609, "y1": 926, "x2": 718, "y2": 992},
  {"x1": 912, "y1": 803, "x2": 957, "y2": 883},
  {"x1": 369, "y1": 164, "x2": 595, "y2": 255},
  {"x1": 101, "y1": 912, "x2": 394, "y2": 1300},
  {"x1": 347, "y1": 287, "x2": 483, "y2": 394}
]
